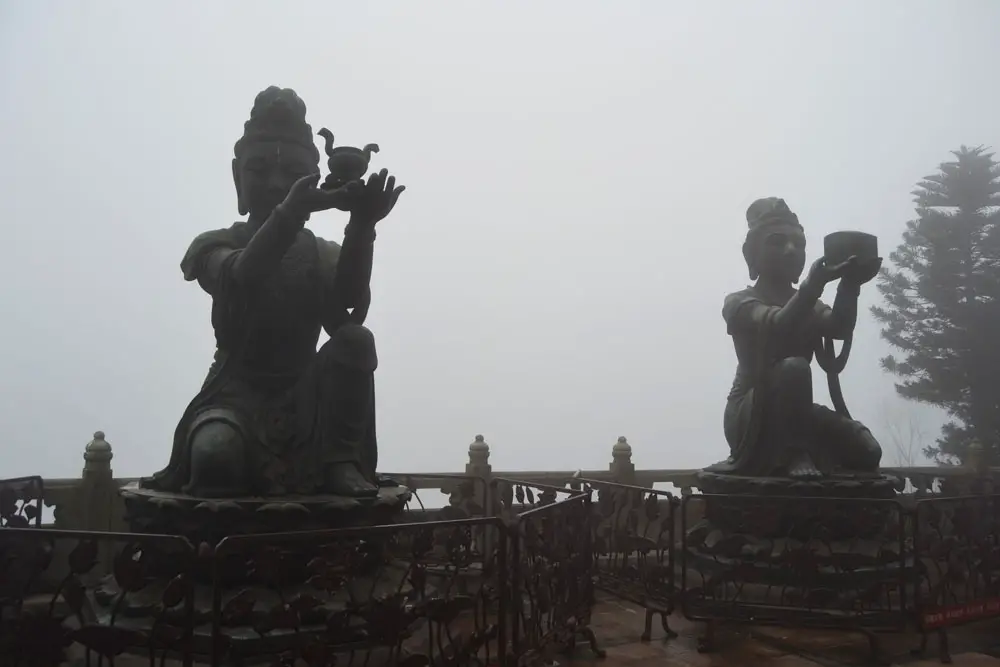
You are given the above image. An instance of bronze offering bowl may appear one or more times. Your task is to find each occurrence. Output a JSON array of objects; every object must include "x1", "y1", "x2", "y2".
[
  {"x1": 317, "y1": 128, "x2": 379, "y2": 190},
  {"x1": 824, "y1": 231, "x2": 881, "y2": 284}
]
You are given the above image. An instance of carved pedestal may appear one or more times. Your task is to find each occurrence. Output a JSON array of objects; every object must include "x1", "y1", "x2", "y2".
[
  {"x1": 87, "y1": 483, "x2": 419, "y2": 664},
  {"x1": 693, "y1": 471, "x2": 899, "y2": 540},
  {"x1": 684, "y1": 472, "x2": 911, "y2": 658},
  {"x1": 119, "y1": 482, "x2": 413, "y2": 547}
]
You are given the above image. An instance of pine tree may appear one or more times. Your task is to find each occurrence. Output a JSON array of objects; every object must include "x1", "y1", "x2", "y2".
[{"x1": 871, "y1": 146, "x2": 1000, "y2": 464}]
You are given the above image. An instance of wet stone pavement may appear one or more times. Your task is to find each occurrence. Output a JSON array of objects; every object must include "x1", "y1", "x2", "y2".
[{"x1": 561, "y1": 594, "x2": 1000, "y2": 666}]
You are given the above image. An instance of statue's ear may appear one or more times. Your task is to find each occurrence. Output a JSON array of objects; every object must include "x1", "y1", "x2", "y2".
[{"x1": 232, "y1": 158, "x2": 248, "y2": 216}]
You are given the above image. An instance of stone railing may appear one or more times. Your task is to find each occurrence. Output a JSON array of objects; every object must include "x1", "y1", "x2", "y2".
[{"x1": 36, "y1": 431, "x2": 998, "y2": 535}]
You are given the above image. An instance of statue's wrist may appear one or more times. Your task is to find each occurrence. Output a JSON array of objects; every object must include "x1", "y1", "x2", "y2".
[
  {"x1": 348, "y1": 210, "x2": 375, "y2": 227},
  {"x1": 274, "y1": 202, "x2": 306, "y2": 223},
  {"x1": 799, "y1": 278, "x2": 823, "y2": 300},
  {"x1": 344, "y1": 219, "x2": 376, "y2": 241},
  {"x1": 837, "y1": 280, "x2": 861, "y2": 297}
]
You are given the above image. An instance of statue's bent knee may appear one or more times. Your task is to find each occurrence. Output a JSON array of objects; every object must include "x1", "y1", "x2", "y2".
[
  {"x1": 772, "y1": 356, "x2": 811, "y2": 387},
  {"x1": 324, "y1": 323, "x2": 378, "y2": 372},
  {"x1": 188, "y1": 420, "x2": 248, "y2": 496},
  {"x1": 852, "y1": 425, "x2": 883, "y2": 470}
]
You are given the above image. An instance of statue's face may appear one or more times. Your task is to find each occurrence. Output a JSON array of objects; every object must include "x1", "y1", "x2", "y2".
[
  {"x1": 234, "y1": 141, "x2": 319, "y2": 217},
  {"x1": 756, "y1": 223, "x2": 806, "y2": 283}
]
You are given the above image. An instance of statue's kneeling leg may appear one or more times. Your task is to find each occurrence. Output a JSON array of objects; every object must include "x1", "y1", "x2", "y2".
[
  {"x1": 812, "y1": 405, "x2": 883, "y2": 473},
  {"x1": 769, "y1": 357, "x2": 813, "y2": 406},
  {"x1": 840, "y1": 422, "x2": 883, "y2": 472},
  {"x1": 317, "y1": 323, "x2": 379, "y2": 497},
  {"x1": 768, "y1": 357, "x2": 823, "y2": 478},
  {"x1": 187, "y1": 421, "x2": 249, "y2": 497}
]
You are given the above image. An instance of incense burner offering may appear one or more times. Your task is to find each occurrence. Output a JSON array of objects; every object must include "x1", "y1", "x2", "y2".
[{"x1": 318, "y1": 127, "x2": 379, "y2": 189}]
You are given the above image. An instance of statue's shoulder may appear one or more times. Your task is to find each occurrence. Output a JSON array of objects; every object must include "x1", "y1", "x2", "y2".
[
  {"x1": 186, "y1": 223, "x2": 247, "y2": 253},
  {"x1": 723, "y1": 287, "x2": 761, "y2": 313},
  {"x1": 181, "y1": 223, "x2": 248, "y2": 281},
  {"x1": 723, "y1": 287, "x2": 770, "y2": 332}
]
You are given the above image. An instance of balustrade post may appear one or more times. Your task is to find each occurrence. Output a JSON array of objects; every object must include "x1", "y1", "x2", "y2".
[
  {"x1": 465, "y1": 434, "x2": 492, "y2": 503},
  {"x1": 77, "y1": 431, "x2": 121, "y2": 574},
  {"x1": 465, "y1": 434, "x2": 493, "y2": 557},
  {"x1": 609, "y1": 436, "x2": 635, "y2": 485}
]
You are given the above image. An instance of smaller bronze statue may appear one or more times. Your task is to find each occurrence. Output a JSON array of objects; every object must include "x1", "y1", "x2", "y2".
[{"x1": 712, "y1": 197, "x2": 883, "y2": 480}]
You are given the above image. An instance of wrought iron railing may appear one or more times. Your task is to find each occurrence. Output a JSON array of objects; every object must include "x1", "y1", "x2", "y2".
[{"x1": 2, "y1": 430, "x2": 999, "y2": 665}]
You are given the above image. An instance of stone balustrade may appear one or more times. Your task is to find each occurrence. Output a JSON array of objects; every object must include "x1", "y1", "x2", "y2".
[
  {"x1": 33, "y1": 431, "x2": 997, "y2": 535},
  {"x1": 3, "y1": 429, "x2": 991, "y2": 594}
]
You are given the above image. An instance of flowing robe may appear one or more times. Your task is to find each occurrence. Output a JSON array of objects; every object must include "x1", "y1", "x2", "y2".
[
  {"x1": 142, "y1": 222, "x2": 377, "y2": 495},
  {"x1": 718, "y1": 285, "x2": 839, "y2": 476}
]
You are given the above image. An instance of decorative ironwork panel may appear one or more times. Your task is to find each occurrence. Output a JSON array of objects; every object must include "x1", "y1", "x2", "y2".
[
  {"x1": 681, "y1": 493, "x2": 910, "y2": 632},
  {"x1": 492, "y1": 478, "x2": 603, "y2": 665},
  {"x1": 0, "y1": 528, "x2": 195, "y2": 667},
  {"x1": 580, "y1": 478, "x2": 677, "y2": 641},
  {"x1": 913, "y1": 494, "x2": 1000, "y2": 630},
  {"x1": 209, "y1": 516, "x2": 506, "y2": 667},
  {"x1": 0, "y1": 476, "x2": 44, "y2": 528}
]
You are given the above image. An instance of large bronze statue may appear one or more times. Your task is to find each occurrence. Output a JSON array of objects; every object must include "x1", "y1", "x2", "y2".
[
  {"x1": 712, "y1": 197, "x2": 883, "y2": 480},
  {"x1": 143, "y1": 86, "x2": 404, "y2": 498}
]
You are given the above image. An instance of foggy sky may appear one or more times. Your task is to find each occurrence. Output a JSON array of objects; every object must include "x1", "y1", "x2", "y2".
[{"x1": 1, "y1": 1, "x2": 997, "y2": 479}]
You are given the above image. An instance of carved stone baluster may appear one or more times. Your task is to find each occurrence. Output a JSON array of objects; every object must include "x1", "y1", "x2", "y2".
[
  {"x1": 79, "y1": 431, "x2": 117, "y2": 575},
  {"x1": 465, "y1": 434, "x2": 493, "y2": 556},
  {"x1": 610, "y1": 436, "x2": 635, "y2": 485},
  {"x1": 466, "y1": 434, "x2": 491, "y2": 504}
]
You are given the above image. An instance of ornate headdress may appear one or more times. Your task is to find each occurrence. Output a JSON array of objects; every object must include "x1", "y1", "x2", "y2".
[
  {"x1": 233, "y1": 86, "x2": 320, "y2": 162},
  {"x1": 742, "y1": 197, "x2": 803, "y2": 280},
  {"x1": 745, "y1": 197, "x2": 801, "y2": 232}
]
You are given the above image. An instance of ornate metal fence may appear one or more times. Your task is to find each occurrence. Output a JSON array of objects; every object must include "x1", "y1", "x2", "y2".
[
  {"x1": 208, "y1": 516, "x2": 506, "y2": 667},
  {"x1": 680, "y1": 493, "x2": 911, "y2": 655},
  {"x1": 0, "y1": 527, "x2": 197, "y2": 666},
  {"x1": 911, "y1": 494, "x2": 1000, "y2": 662},
  {"x1": 492, "y1": 478, "x2": 604, "y2": 665},
  {"x1": 4, "y1": 478, "x2": 1000, "y2": 665},
  {"x1": 579, "y1": 478, "x2": 677, "y2": 642}
]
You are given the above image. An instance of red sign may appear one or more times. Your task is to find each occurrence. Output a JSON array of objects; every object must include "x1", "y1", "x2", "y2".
[{"x1": 921, "y1": 598, "x2": 1000, "y2": 629}]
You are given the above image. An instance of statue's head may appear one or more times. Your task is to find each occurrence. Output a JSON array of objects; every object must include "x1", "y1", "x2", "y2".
[
  {"x1": 233, "y1": 86, "x2": 321, "y2": 217},
  {"x1": 742, "y1": 197, "x2": 806, "y2": 283}
]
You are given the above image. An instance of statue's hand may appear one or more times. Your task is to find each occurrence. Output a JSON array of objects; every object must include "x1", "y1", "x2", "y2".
[
  {"x1": 347, "y1": 168, "x2": 406, "y2": 226},
  {"x1": 804, "y1": 255, "x2": 858, "y2": 289},
  {"x1": 281, "y1": 173, "x2": 363, "y2": 219}
]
